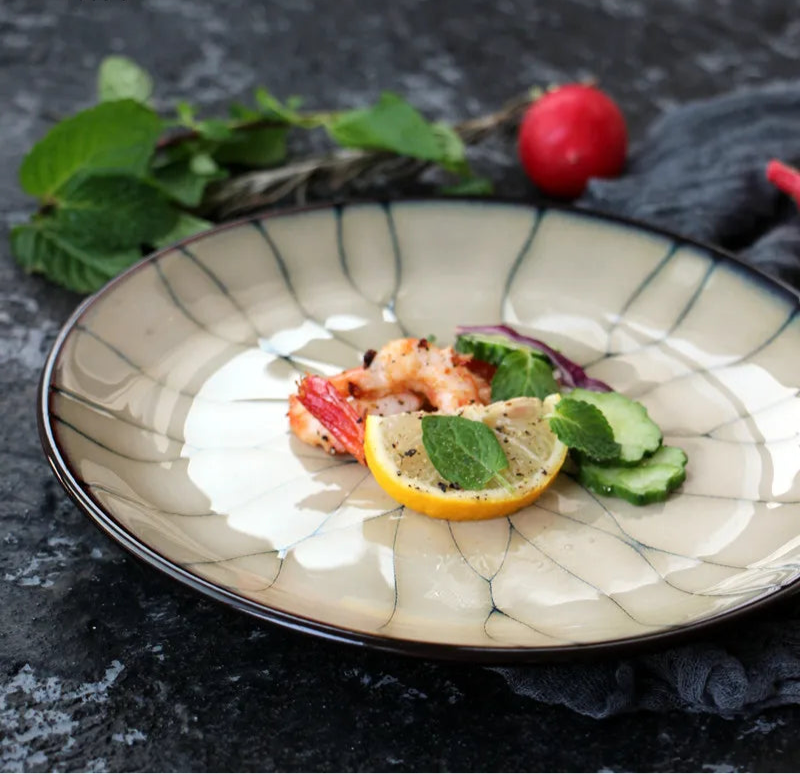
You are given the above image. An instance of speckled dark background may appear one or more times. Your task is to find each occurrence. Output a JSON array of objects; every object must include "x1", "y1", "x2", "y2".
[{"x1": 3, "y1": 0, "x2": 800, "y2": 771}]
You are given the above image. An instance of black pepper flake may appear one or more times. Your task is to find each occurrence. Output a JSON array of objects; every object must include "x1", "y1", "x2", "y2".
[
  {"x1": 403, "y1": 449, "x2": 417, "y2": 458},
  {"x1": 321, "y1": 434, "x2": 329, "y2": 442},
  {"x1": 362, "y1": 348, "x2": 377, "y2": 368},
  {"x1": 437, "y1": 482, "x2": 448, "y2": 492},
  {"x1": 448, "y1": 482, "x2": 461, "y2": 490}
]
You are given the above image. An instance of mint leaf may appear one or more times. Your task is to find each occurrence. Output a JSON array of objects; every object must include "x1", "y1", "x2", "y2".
[
  {"x1": 421, "y1": 415, "x2": 508, "y2": 490},
  {"x1": 432, "y1": 123, "x2": 469, "y2": 174},
  {"x1": 194, "y1": 119, "x2": 235, "y2": 141},
  {"x1": 152, "y1": 213, "x2": 213, "y2": 249},
  {"x1": 53, "y1": 173, "x2": 177, "y2": 250},
  {"x1": 568, "y1": 388, "x2": 662, "y2": 465},
  {"x1": 214, "y1": 127, "x2": 288, "y2": 167},
  {"x1": 11, "y1": 222, "x2": 141, "y2": 294},
  {"x1": 548, "y1": 398, "x2": 621, "y2": 462},
  {"x1": 491, "y1": 350, "x2": 559, "y2": 402},
  {"x1": 20, "y1": 100, "x2": 162, "y2": 199},
  {"x1": 151, "y1": 155, "x2": 227, "y2": 207},
  {"x1": 328, "y1": 92, "x2": 467, "y2": 169},
  {"x1": 254, "y1": 87, "x2": 306, "y2": 125},
  {"x1": 97, "y1": 56, "x2": 153, "y2": 104},
  {"x1": 440, "y1": 177, "x2": 494, "y2": 196},
  {"x1": 189, "y1": 152, "x2": 219, "y2": 175},
  {"x1": 228, "y1": 102, "x2": 262, "y2": 122},
  {"x1": 175, "y1": 101, "x2": 196, "y2": 126},
  {"x1": 173, "y1": 101, "x2": 236, "y2": 140}
]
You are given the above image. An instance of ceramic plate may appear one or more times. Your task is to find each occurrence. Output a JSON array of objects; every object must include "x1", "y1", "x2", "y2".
[{"x1": 39, "y1": 199, "x2": 800, "y2": 661}]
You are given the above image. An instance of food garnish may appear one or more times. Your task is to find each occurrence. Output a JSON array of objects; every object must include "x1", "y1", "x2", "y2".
[
  {"x1": 363, "y1": 397, "x2": 567, "y2": 521},
  {"x1": 289, "y1": 325, "x2": 687, "y2": 517},
  {"x1": 577, "y1": 446, "x2": 688, "y2": 506},
  {"x1": 455, "y1": 324, "x2": 612, "y2": 391}
]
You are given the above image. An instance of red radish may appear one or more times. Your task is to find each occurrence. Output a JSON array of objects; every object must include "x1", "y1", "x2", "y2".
[
  {"x1": 518, "y1": 84, "x2": 628, "y2": 199},
  {"x1": 767, "y1": 159, "x2": 800, "y2": 206}
]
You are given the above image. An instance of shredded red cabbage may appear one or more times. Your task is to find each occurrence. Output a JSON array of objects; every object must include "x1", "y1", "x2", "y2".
[{"x1": 455, "y1": 324, "x2": 612, "y2": 393}]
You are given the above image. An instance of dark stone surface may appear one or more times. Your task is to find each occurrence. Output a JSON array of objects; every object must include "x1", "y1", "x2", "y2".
[{"x1": 2, "y1": 0, "x2": 800, "y2": 770}]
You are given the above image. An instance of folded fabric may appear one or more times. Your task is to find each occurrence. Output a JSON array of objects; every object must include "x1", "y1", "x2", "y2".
[{"x1": 492, "y1": 82, "x2": 800, "y2": 718}]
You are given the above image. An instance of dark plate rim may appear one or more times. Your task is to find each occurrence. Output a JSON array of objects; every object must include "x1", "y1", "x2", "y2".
[{"x1": 37, "y1": 195, "x2": 800, "y2": 664}]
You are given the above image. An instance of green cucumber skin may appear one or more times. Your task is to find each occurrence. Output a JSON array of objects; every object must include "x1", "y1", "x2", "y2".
[
  {"x1": 570, "y1": 388, "x2": 662, "y2": 465},
  {"x1": 454, "y1": 333, "x2": 550, "y2": 367},
  {"x1": 578, "y1": 446, "x2": 688, "y2": 506}
]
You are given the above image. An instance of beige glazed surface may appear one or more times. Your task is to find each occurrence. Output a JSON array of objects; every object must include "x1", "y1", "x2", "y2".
[{"x1": 42, "y1": 200, "x2": 800, "y2": 655}]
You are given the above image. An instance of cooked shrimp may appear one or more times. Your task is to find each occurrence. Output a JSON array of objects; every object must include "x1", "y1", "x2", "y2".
[
  {"x1": 288, "y1": 338, "x2": 492, "y2": 463},
  {"x1": 328, "y1": 338, "x2": 491, "y2": 412},
  {"x1": 288, "y1": 390, "x2": 424, "y2": 457},
  {"x1": 294, "y1": 375, "x2": 366, "y2": 463},
  {"x1": 288, "y1": 394, "x2": 348, "y2": 456}
]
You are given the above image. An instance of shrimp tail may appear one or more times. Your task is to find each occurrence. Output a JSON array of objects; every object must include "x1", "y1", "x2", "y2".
[{"x1": 296, "y1": 375, "x2": 366, "y2": 465}]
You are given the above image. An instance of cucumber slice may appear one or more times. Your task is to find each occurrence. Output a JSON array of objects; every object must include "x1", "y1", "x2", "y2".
[
  {"x1": 454, "y1": 332, "x2": 550, "y2": 367},
  {"x1": 578, "y1": 445, "x2": 688, "y2": 505},
  {"x1": 569, "y1": 388, "x2": 661, "y2": 465}
]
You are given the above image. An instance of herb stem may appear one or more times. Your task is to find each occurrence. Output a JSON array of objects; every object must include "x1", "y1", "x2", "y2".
[
  {"x1": 493, "y1": 471, "x2": 515, "y2": 494},
  {"x1": 202, "y1": 90, "x2": 534, "y2": 218},
  {"x1": 155, "y1": 117, "x2": 288, "y2": 151}
]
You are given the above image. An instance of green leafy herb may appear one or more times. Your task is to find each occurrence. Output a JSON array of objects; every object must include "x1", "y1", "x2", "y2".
[
  {"x1": 213, "y1": 127, "x2": 288, "y2": 167},
  {"x1": 491, "y1": 350, "x2": 559, "y2": 401},
  {"x1": 19, "y1": 100, "x2": 161, "y2": 199},
  {"x1": 152, "y1": 213, "x2": 213, "y2": 250},
  {"x1": 568, "y1": 388, "x2": 662, "y2": 465},
  {"x1": 150, "y1": 153, "x2": 228, "y2": 207},
  {"x1": 440, "y1": 177, "x2": 494, "y2": 196},
  {"x1": 13, "y1": 55, "x2": 529, "y2": 293},
  {"x1": 254, "y1": 87, "x2": 308, "y2": 126},
  {"x1": 11, "y1": 222, "x2": 142, "y2": 294},
  {"x1": 189, "y1": 152, "x2": 219, "y2": 176},
  {"x1": 421, "y1": 415, "x2": 508, "y2": 490},
  {"x1": 98, "y1": 56, "x2": 154, "y2": 104},
  {"x1": 328, "y1": 92, "x2": 468, "y2": 172},
  {"x1": 53, "y1": 173, "x2": 177, "y2": 250},
  {"x1": 548, "y1": 397, "x2": 621, "y2": 462}
]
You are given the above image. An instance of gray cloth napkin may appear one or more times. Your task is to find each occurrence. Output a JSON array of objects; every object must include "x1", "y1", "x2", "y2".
[{"x1": 493, "y1": 82, "x2": 800, "y2": 718}]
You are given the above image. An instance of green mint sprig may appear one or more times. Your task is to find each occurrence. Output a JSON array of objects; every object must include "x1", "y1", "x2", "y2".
[
  {"x1": 491, "y1": 350, "x2": 559, "y2": 402},
  {"x1": 13, "y1": 55, "x2": 503, "y2": 293},
  {"x1": 421, "y1": 415, "x2": 509, "y2": 490},
  {"x1": 547, "y1": 397, "x2": 621, "y2": 462}
]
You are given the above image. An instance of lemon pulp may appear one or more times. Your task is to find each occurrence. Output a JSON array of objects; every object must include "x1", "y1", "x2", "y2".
[{"x1": 364, "y1": 395, "x2": 567, "y2": 521}]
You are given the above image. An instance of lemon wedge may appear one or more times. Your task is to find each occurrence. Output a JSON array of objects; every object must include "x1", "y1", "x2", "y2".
[{"x1": 364, "y1": 395, "x2": 567, "y2": 521}]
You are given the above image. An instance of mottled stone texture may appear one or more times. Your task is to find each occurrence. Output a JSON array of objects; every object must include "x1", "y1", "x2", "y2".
[{"x1": 2, "y1": 0, "x2": 800, "y2": 770}]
